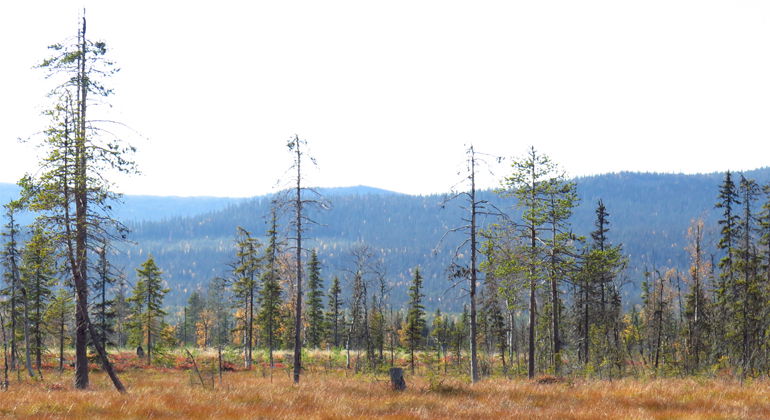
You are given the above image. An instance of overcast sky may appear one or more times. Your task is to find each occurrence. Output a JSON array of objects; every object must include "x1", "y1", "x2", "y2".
[{"x1": 2, "y1": 1, "x2": 769, "y2": 197}]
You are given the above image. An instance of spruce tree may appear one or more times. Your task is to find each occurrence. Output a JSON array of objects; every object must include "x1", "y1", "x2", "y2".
[
  {"x1": 714, "y1": 170, "x2": 740, "y2": 357},
  {"x1": 128, "y1": 256, "x2": 168, "y2": 365},
  {"x1": 325, "y1": 276, "x2": 342, "y2": 347},
  {"x1": 305, "y1": 250, "x2": 325, "y2": 348},
  {"x1": 581, "y1": 200, "x2": 624, "y2": 372},
  {"x1": 231, "y1": 227, "x2": 261, "y2": 368},
  {"x1": 1, "y1": 202, "x2": 22, "y2": 371},
  {"x1": 734, "y1": 175, "x2": 761, "y2": 373},
  {"x1": 19, "y1": 223, "x2": 56, "y2": 372},
  {"x1": 405, "y1": 268, "x2": 425, "y2": 374},
  {"x1": 258, "y1": 207, "x2": 282, "y2": 368}
]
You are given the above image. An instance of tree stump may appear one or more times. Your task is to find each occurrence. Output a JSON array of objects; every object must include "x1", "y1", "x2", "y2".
[
  {"x1": 389, "y1": 367, "x2": 406, "y2": 391},
  {"x1": 136, "y1": 345, "x2": 144, "y2": 358}
]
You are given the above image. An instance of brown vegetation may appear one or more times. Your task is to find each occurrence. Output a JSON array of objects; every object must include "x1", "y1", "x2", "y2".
[{"x1": 1, "y1": 352, "x2": 768, "y2": 419}]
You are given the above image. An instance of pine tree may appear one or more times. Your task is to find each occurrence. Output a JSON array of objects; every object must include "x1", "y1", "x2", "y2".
[
  {"x1": 325, "y1": 276, "x2": 343, "y2": 347},
  {"x1": 405, "y1": 268, "x2": 425, "y2": 374},
  {"x1": 128, "y1": 256, "x2": 169, "y2": 365},
  {"x1": 499, "y1": 146, "x2": 576, "y2": 378},
  {"x1": 544, "y1": 179, "x2": 578, "y2": 375},
  {"x1": 305, "y1": 250, "x2": 325, "y2": 348}
]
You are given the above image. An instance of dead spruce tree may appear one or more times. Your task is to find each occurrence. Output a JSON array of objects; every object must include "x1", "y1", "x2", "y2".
[
  {"x1": 276, "y1": 135, "x2": 328, "y2": 384},
  {"x1": 439, "y1": 145, "x2": 505, "y2": 383}
]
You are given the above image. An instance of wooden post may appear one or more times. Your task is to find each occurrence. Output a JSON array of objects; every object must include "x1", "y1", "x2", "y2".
[{"x1": 389, "y1": 367, "x2": 406, "y2": 391}]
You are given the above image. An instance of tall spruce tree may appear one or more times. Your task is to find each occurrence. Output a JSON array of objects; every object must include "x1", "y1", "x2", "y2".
[
  {"x1": 231, "y1": 227, "x2": 261, "y2": 368},
  {"x1": 128, "y1": 256, "x2": 168, "y2": 365},
  {"x1": 258, "y1": 207, "x2": 282, "y2": 368},
  {"x1": 405, "y1": 268, "x2": 425, "y2": 374},
  {"x1": 581, "y1": 200, "x2": 625, "y2": 373},
  {"x1": 20, "y1": 14, "x2": 134, "y2": 391},
  {"x1": 714, "y1": 170, "x2": 740, "y2": 357},
  {"x1": 735, "y1": 175, "x2": 761, "y2": 373},
  {"x1": 305, "y1": 250, "x2": 325, "y2": 348}
]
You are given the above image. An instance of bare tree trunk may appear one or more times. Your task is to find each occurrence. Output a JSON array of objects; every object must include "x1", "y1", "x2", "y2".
[
  {"x1": 527, "y1": 162, "x2": 538, "y2": 379},
  {"x1": 9, "y1": 283, "x2": 16, "y2": 372},
  {"x1": 0, "y1": 310, "x2": 9, "y2": 390},
  {"x1": 653, "y1": 274, "x2": 664, "y2": 371},
  {"x1": 7, "y1": 210, "x2": 18, "y2": 372},
  {"x1": 293, "y1": 137, "x2": 303, "y2": 384},
  {"x1": 35, "y1": 275, "x2": 42, "y2": 373},
  {"x1": 246, "y1": 285, "x2": 253, "y2": 369},
  {"x1": 73, "y1": 13, "x2": 90, "y2": 391},
  {"x1": 583, "y1": 277, "x2": 589, "y2": 365},
  {"x1": 469, "y1": 147, "x2": 480, "y2": 383},
  {"x1": 528, "y1": 268, "x2": 536, "y2": 379}
]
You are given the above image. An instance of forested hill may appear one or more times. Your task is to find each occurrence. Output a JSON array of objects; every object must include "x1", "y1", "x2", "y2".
[
  {"x1": 0, "y1": 182, "x2": 244, "y2": 223},
  {"x1": 110, "y1": 168, "x2": 770, "y2": 311}
]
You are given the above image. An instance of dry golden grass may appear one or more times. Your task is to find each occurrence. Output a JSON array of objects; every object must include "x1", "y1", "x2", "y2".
[{"x1": 1, "y1": 368, "x2": 768, "y2": 419}]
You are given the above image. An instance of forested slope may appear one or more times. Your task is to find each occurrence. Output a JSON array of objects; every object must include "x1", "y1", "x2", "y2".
[{"x1": 111, "y1": 168, "x2": 770, "y2": 310}]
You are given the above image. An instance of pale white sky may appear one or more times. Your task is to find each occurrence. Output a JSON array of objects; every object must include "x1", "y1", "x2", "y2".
[{"x1": 2, "y1": 1, "x2": 769, "y2": 197}]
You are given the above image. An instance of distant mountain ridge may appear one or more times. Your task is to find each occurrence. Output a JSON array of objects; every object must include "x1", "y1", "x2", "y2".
[
  {"x1": 316, "y1": 185, "x2": 402, "y2": 196},
  {"x1": 0, "y1": 183, "x2": 400, "y2": 222}
]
